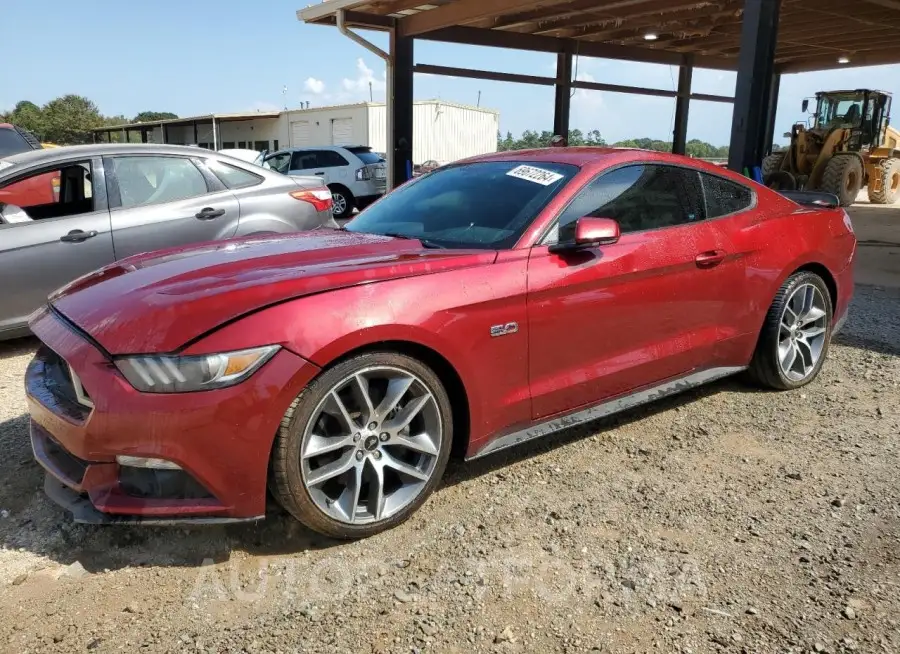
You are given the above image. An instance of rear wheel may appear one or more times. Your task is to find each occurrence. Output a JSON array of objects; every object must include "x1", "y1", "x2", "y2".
[
  {"x1": 821, "y1": 155, "x2": 863, "y2": 206},
  {"x1": 747, "y1": 272, "x2": 833, "y2": 391},
  {"x1": 867, "y1": 158, "x2": 900, "y2": 205},
  {"x1": 328, "y1": 185, "x2": 355, "y2": 219},
  {"x1": 270, "y1": 352, "x2": 453, "y2": 539}
]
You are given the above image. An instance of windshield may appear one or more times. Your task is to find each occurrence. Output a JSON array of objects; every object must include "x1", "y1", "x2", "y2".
[
  {"x1": 345, "y1": 160, "x2": 577, "y2": 249},
  {"x1": 816, "y1": 93, "x2": 866, "y2": 129}
]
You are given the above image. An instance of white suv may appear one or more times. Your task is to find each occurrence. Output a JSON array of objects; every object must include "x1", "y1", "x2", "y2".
[{"x1": 263, "y1": 146, "x2": 386, "y2": 219}]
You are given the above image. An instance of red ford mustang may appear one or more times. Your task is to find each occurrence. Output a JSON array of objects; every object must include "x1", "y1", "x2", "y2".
[{"x1": 25, "y1": 148, "x2": 856, "y2": 538}]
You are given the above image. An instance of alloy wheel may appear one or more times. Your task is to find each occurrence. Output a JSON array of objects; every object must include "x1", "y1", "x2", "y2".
[
  {"x1": 300, "y1": 366, "x2": 442, "y2": 525},
  {"x1": 778, "y1": 283, "x2": 828, "y2": 382},
  {"x1": 332, "y1": 192, "x2": 348, "y2": 216}
]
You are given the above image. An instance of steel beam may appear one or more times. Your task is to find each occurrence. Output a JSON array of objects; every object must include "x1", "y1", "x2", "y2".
[
  {"x1": 727, "y1": 0, "x2": 781, "y2": 173},
  {"x1": 554, "y1": 45, "x2": 573, "y2": 138},
  {"x1": 672, "y1": 54, "x2": 693, "y2": 155},
  {"x1": 763, "y1": 72, "x2": 781, "y2": 157},
  {"x1": 390, "y1": 31, "x2": 414, "y2": 187}
]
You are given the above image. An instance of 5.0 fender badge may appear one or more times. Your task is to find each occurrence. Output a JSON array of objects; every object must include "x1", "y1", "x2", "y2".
[{"x1": 490, "y1": 322, "x2": 519, "y2": 337}]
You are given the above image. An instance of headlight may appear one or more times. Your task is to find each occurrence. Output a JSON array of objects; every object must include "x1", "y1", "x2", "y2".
[{"x1": 115, "y1": 345, "x2": 279, "y2": 393}]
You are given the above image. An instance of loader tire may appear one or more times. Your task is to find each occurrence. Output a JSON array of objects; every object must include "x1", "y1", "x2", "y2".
[
  {"x1": 762, "y1": 153, "x2": 785, "y2": 178},
  {"x1": 867, "y1": 158, "x2": 900, "y2": 205},
  {"x1": 821, "y1": 155, "x2": 863, "y2": 207}
]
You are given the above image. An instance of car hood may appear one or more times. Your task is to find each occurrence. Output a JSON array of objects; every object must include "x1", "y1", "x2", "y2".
[{"x1": 49, "y1": 229, "x2": 497, "y2": 354}]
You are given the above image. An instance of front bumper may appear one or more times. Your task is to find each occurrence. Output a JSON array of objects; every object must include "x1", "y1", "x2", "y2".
[{"x1": 26, "y1": 307, "x2": 319, "y2": 523}]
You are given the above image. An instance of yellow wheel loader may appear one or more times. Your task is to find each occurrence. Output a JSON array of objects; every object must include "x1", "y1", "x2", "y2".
[{"x1": 763, "y1": 89, "x2": 900, "y2": 207}]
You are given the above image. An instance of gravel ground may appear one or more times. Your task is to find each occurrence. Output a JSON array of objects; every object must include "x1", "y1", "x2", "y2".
[{"x1": 1, "y1": 273, "x2": 898, "y2": 650}]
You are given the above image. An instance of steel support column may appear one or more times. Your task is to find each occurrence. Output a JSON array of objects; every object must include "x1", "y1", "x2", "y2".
[
  {"x1": 672, "y1": 54, "x2": 694, "y2": 155},
  {"x1": 390, "y1": 31, "x2": 414, "y2": 188},
  {"x1": 727, "y1": 0, "x2": 781, "y2": 173},
  {"x1": 553, "y1": 45, "x2": 573, "y2": 138},
  {"x1": 763, "y1": 71, "x2": 781, "y2": 157},
  {"x1": 193, "y1": 121, "x2": 199, "y2": 145}
]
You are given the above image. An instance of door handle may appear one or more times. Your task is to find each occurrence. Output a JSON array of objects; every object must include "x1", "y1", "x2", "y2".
[
  {"x1": 195, "y1": 207, "x2": 226, "y2": 220},
  {"x1": 695, "y1": 250, "x2": 727, "y2": 269},
  {"x1": 315, "y1": 171, "x2": 325, "y2": 175},
  {"x1": 59, "y1": 230, "x2": 98, "y2": 243}
]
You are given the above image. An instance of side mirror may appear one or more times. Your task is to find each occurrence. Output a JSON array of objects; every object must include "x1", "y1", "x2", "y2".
[
  {"x1": 802, "y1": 99, "x2": 809, "y2": 113},
  {"x1": 549, "y1": 217, "x2": 620, "y2": 253}
]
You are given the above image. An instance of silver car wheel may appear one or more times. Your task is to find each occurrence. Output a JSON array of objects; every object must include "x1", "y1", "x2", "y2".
[
  {"x1": 331, "y1": 191, "x2": 348, "y2": 216},
  {"x1": 778, "y1": 283, "x2": 828, "y2": 382},
  {"x1": 300, "y1": 366, "x2": 442, "y2": 525}
]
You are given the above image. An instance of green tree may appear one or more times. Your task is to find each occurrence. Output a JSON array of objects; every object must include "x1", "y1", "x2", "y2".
[
  {"x1": 134, "y1": 111, "x2": 178, "y2": 123},
  {"x1": 41, "y1": 95, "x2": 104, "y2": 144},
  {"x1": 5, "y1": 101, "x2": 44, "y2": 138}
]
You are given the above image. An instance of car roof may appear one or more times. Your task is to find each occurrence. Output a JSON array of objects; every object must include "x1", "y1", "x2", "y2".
[{"x1": 2, "y1": 143, "x2": 221, "y2": 167}]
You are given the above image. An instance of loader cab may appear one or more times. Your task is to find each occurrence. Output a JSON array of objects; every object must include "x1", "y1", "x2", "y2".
[{"x1": 811, "y1": 90, "x2": 892, "y2": 151}]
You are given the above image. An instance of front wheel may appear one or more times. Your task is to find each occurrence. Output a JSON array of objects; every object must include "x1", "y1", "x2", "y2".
[
  {"x1": 270, "y1": 352, "x2": 453, "y2": 539},
  {"x1": 821, "y1": 155, "x2": 863, "y2": 207},
  {"x1": 747, "y1": 272, "x2": 833, "y2": 390}
]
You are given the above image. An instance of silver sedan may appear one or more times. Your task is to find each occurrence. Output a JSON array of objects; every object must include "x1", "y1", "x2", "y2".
[{"x1": 0, "y1": 144, "x2": 336, "y2": 340}]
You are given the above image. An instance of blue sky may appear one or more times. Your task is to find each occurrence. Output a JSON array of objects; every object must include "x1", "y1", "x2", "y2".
[{"x1": 5, "y1": 0, "x2": 900, "y2": 147}]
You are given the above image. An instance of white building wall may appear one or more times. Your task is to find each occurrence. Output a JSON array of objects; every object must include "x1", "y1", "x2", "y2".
[
  {"x1": 368, "y1": 101, "x2": 498, "y2": 164},
  {"x1": 135, "y1": 101, "x2": 498, "y2": 159},
  {"x1": 283, "y1": 104, "x2": 370, "y2": 148}
]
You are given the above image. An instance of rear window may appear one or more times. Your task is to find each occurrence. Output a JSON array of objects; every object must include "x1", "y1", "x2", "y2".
[
  {"x1": 701, "y1": 173, "x2": 754, "y2": 218},
  {"x1": 346, "y1": 147, "x2": 383, "y2": 164},
  {"x1": 0, "y1": 127, "x2": 34, "y2": 158}
]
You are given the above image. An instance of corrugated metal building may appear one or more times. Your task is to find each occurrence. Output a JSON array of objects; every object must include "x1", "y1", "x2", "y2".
[
  {"x1": 284, "y1": 100, "x2": 499, "y2": 164},
  {"x1": 94, "y1": 100, "x2": 500, "y2": 166}
]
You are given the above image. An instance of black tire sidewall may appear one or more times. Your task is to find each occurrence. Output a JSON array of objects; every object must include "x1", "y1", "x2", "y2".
[{"x1": 272, "y1": 351, "x2": 454, "y2": 539}]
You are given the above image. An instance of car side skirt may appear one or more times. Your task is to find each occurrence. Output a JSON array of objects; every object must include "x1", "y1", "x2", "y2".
[{"x1": 468, "y1": 366, "x2": 746, "y2": 460}]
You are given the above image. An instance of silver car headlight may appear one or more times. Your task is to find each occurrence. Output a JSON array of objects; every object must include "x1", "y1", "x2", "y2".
[{"x1": 115, "y1": 345, "x2": 279, "y2": 393}]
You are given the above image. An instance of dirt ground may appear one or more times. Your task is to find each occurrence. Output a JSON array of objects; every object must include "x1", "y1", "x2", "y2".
[{"x1": 0, "y1": 205, "x2": 897, "y2": 654}]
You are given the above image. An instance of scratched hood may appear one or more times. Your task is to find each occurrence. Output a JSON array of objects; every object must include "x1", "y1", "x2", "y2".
[{"x1": 48, "y1": 229, "x2": 496, "y2": 354}]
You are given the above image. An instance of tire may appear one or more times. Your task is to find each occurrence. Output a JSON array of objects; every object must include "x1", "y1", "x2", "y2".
[
  {"x1": 270, "y1": 351, "x2": 453, "y2": 539},
  {"x1": 867, "y1": 158, "x2": 900, "y2": 205},
  {"x1": 764, "y1": 170, "x2": 797, "y2": 191},
  {"x1": 820, "y1": 155, "x2": 863, "y2": 207},
  {"x1": 746, "y1": 271, "x2": 833, "y2": 391},
  {"x1": 762, "y1": 153, "x2": 785, "y2": 178},
  {"x1": 328, "y1": 186, "x2": 355, "y2": 220}
]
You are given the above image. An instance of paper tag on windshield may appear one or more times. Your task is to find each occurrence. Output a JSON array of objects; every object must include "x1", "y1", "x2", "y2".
[{"x1": 506, "y1": 165, "x2": 564, "y2": 186}]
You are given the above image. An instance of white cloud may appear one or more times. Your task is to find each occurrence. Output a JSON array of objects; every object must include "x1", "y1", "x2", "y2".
[
  {"x1": 341, "y1": 58, "x2": 386, "y2": 98},
  {"x1": 304, "y1": 77, "x2": 325, "y2": 95}
]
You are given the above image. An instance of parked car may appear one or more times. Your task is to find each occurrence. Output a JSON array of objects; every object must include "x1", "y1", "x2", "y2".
[
  {"x1": 262, "y1": 145, "x2": 386, "y2": 219},
  {"x1": 0, "y1": 123, "x2": 42, "y2": 157},
  {"x1": 0, "y1": 143, "x2": 336, "y2": 339},
  {"x1": 25, "y1": 148, "x2": 855, "y2": 538},
  {"x1": 413, "y1": 159, "x2": 444, "y2": 177}
]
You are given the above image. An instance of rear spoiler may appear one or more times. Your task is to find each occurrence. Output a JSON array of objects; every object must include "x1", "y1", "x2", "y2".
[{"x1": 780, "y1": 190, "x2": 840, "y2": 209}]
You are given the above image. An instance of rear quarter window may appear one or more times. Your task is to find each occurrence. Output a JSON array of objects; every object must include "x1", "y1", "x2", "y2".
[
  {"x1": 206, "y1": 159, "x2": 263, "y2": 189},
  {"x1": 0, "y1": 128, "x2": 32, "y2": 157},
  {"x1": 347, "y1": 148, "x2": 383, "y2": 165},
  {"x1": 701, "y1": 173, "x2": 754, "y2": 218}
]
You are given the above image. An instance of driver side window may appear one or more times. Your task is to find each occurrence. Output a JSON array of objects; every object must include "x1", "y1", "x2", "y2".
[{"x1": 545, "y1": 164, "x2": 705, "y2": 244}]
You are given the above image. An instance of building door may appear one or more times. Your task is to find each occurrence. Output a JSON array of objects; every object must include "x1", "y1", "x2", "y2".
[
  {"x1": 331, "y1": 118, "x2": 353, "y2": 145},
  {"x1": 291, "y1": 121, "x2": 310, "y2": 147}
]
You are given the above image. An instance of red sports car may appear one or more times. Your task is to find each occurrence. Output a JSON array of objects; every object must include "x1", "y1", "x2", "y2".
[{"x1": 26, "y1": 148, "x2": 856, "y2": 538}]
